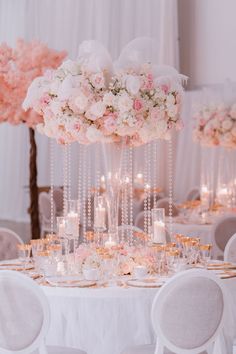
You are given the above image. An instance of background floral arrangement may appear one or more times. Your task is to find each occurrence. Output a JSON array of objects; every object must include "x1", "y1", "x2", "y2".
[
  {"x1": 193, "y1": 102, "x2": 236, "y2": 148},
  {"x1": 23, "y1": 39, "x2": 185, "y2": 146},
  {"x1": 0, "y1": 39, "x2": 66, "y2": 127}
]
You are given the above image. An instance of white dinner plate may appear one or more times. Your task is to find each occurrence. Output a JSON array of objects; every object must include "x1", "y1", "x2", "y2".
[
  {"x1": 46, "y1": 275, "x2": 96, "y2": 288},
  {"x1": 126, "y1": 278, "x2": 165, "y2": 288}
]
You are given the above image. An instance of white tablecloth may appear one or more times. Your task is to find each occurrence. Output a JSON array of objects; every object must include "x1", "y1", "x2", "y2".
[{"x1": 43, "y1": 278, "x2": 236, "y2": 354}]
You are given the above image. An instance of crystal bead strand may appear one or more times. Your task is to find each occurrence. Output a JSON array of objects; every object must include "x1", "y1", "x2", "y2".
[
  {"x1": 68, "y1": 143, "x2": 71, "y2": 201},
  {"x1": 82, "y1": 145, "x2": 87, "y2": 242},
  {"x1": 129, "y1": 146, "x2": 133, "y2": 245},
  {"x1": 87, "y1": 146, "x2": 92, "y2": 229},
  {"x1": 153, "y1": 140, "x2": 158, "y2": 209},
  {"x1": 50, "y1": 139, "x2": 54, "y2": 234},
  {"x1": 63, "y1": 144, "x2": 68, "y2": 216},
  {"x1": 78, "y1": 144, "x2": 83, "y2": 210},
  {"x1": 121, "y1": 148, "x2": 128, "y2": 243},
  {"x1": 143, "y1": 144, "x2": 148, "y2": 235},
  {"x1": 147, "y1": 142, "x2": 151, "y2": 237},
  {"x1": 168, "y1": 136, "x2": 173, "y2": 239},
  {"x1": 95, "y1": 143, "x2": 101, "y2": 197}
]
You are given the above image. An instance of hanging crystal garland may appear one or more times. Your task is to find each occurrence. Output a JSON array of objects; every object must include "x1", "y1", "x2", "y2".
[
  {"x1": 63, "y1": 143, "x2": 69, "y2": 216},
  {"x1": 68, "y1": 143, "x2": 72, "y2": 201},
  {"x1": 129, "y1": 145, "x2": 134, "y2": 245},
  {"x1": 152, "y1": 140, "x2": 158, "y2": 209},
  {"x1": 82, "y1": 145, "x2": 87, "y2": 242},
  {"x1": 168, "y1": 135, "x2": 173, "y2": 239},
  {"x1": 147, "y1": 142, "x2": 152, "y2": 237},
  {"x1": 50, "y1": 139, "x2": 54, "y2": 234},
  {"x1": 121, "y1": 147, "x2": 128, "y2": 243},
  {"x1": 95, "y1": 143, "x2": 101, "y2": 196},
  {"x1": 143, "y1": 143, "x2": 148, "y2": 235},
  {"x1": 87, "y1": 145, "x2": 92, "y2": 229},
  {"x1": 77, "y1": 144, "x2": 83, "y2": 211}
]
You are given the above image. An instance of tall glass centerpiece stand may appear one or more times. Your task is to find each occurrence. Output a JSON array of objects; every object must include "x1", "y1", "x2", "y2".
[
  {"x1": 94, "y1": 195, "x2": 106, "y2": 245},
  {"x1": 200, "y1": 146, "x2": 216, "y2": 211},
  {"x1": 101, "y1": 141, "x2": 124, "y2": 247}
]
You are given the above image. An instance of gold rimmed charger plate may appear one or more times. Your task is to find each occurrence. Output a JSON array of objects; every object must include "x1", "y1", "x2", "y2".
[
  {"x1": 45, "y1": 276, "x2": 96, "y2": 288},
  {"x1": 126, "y1": 278, "x2": 164, "y2": 288}
]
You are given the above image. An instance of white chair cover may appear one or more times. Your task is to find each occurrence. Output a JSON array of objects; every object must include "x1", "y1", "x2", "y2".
[
  {"x1": 0, "y1": 271, "x2": 87, "y2": 354},
  {"x1": 186, "y1": 187, "x2": 200, "y2": 201},
  {"x1": 0, "y1": 227, "x2": 23, "y2": 261},
  {"x1": 211, "y1": 214, "x2": 236, "y2": 259},
  {"x1": 156, "y1": 198, "x2": 179, "y2": 217},
  {"x1": 122, "y1": 270, "x2": 230, "y2": 354},
  {"x1": 224, "y1": 233, "x2": 236, "y2": 262}
]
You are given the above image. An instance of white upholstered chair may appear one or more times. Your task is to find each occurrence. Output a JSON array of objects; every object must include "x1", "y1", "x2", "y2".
[
  {"x1": 186, "y1": 187, "x2": 200, "y2": 201},
  {"x1": 121, "y1": 269, "x2": 227, "y2": 354},
  {"x1": 224, "y1": 233, "x2": 236, "y2": 263},
  {"x1": 211, "y1": 214, "x2": 236, "y2": 260},
  {"x1": 156, "y1": 198, "x2": 179, "y2": 217},
  {"x1": 0, "y1": 227, "x2": 23, "y2": 261},
  {"x1": 39, "y1": 192, "x2": 56, "y2": 237},
  {"x1": 0, "y1": 270, "x2": 87, "y2": 354},
  {"x1": 134, "y1": 211, "x2": 171, "y2": 243}
]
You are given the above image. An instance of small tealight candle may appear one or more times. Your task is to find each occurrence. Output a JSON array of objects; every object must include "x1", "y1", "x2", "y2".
[{"x1": 66, "y1": 211, "x2": 79, "y2": 237}]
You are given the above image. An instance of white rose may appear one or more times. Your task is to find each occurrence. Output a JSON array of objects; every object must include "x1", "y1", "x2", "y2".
[
  {"x1": 50, "y1": 101, "x2": 62, "y2": 115},
  {"x1": 118, "y1": 93, "x2": 133, "y2": 113},
  {"x1": 139, "y1": 125, "x2": 151, "y2": 144},
  {"x1": 103, "y1": 92, "x2": 116, "y2": 106},
  {"x1": 90, "y1": 73, "x2": 105, "y2": 90},
  {"x1": 60, "y1": 60, "x2": 80, "y2": 75},
  {"x1": 125, "y1": 75, "x2": 141, "y2": 95},
  {"x1": 74, "y1": 93, "x2": 88, "y2": 112},
  {"x1": 23, "y1": 76, "x2": 49, "y2": 110},
  {"x1": 86, "y1": 126, "x2": 103, "y2": 142},
  {"x1": 166, "y1": 94, "x2": 175, "y2": 106},
  {"x1": 222, "y1": 119, "x2": 233, "y2": 131},
  {"x1": 86, "y1": 101, "x2": 106, "y2": 121},
  {"x1": 167, "y1": 105, "x2": 178, "y2": 118},
  {"x1": 156, "y1": 119, "x2": 168, "y2": 137},
  {"x1": 211, "y1": 118, "x2": 220, "y2": 129}
]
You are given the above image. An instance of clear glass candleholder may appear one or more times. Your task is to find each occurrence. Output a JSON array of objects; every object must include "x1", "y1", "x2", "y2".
[
  {"x1": 57, "y1": 216, "x2": 66, "y2": 238},
  {"x1": 151, "y1": 208, "x2": 166, "y2": 244},
  {"x1": 94, "y1": 195, "x2": 106, "y2": 231}
]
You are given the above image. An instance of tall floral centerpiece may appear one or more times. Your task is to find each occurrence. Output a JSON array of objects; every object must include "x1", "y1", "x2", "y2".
[
  {"x1": 23, "y1": 39, "x2": 185, "y2": 243},
  {"x1": 0, "y1": 39, "x2": 66, "y2": 238},
  {"x1": 193, "y1": 102, "x2": 236, "y2": 208}
]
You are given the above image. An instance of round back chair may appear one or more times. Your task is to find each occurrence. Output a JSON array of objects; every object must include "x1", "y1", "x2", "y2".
[
  {"x1": 151, "y1": 269, "x2": 226, "y2": 354},
  {"x1": 224, "y1": 233, "x2": 236, "y2": 263},
  {"x1": 0, "y1": 227, "x2": 23, "y2": 261},
  {"x1": 186, "y1": 187, "x2": 200, "y2": 201},
  {"x1": 135, "y1": 211, "x2": 171, "y2": 243},
  {"x1": 53, "y1": 188, "x2": 63, "y2": 216},
  {"x1": 156, "y1": 198, "x2": 179, "y2": 217},
  {"x1": 211, "y1": 214, "x2": 236, "y2": 260},
  {"x1": 0, "y1": 270, "x2": 50, "y2": 354}
]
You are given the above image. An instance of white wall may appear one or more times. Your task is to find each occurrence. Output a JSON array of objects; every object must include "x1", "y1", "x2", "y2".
[{"x1": 178, "y1": 0, "x2": 236, "y2": 88}]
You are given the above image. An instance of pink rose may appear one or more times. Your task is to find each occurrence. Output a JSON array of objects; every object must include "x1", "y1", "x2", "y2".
[
  {"x1": 104, "y1": 115, "x2": 117, "y2": 133},
  {"x1": 161, "y1": 84, "x2": 169, "y2": 94},
  {"x1": 133, "y1": 99, "x2": 143, "y2": 111}
]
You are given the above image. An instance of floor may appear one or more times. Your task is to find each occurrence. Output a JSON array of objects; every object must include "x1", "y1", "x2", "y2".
[{"x1": 0, "y1": 220, "x2": 31, "y2": 243}]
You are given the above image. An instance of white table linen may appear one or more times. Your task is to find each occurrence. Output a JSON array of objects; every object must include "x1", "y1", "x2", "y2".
[{"x1": 43, "y1": 278, "x2": 236, "y2": 354}]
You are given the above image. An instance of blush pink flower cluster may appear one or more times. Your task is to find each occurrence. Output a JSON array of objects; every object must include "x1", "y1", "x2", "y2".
[
  {"x1": 0, "y1": 39, "x2": 66, "y2": 127},
  {"x1": 193, "y1": 103, "x2": 236, "y2": 148},
  {"x1": 23, "y1": 58, "x2": 184, "y2": 145}
]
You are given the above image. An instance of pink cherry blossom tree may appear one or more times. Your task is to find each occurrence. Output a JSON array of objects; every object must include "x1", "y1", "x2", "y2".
[{"x1": 0, "y1": 39, "x2": 66, "y2": 239}]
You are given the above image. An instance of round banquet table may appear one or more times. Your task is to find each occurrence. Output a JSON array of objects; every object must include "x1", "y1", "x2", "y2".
[{"x1": 42, "y1": 277, "x2": 236, "y2": 354}]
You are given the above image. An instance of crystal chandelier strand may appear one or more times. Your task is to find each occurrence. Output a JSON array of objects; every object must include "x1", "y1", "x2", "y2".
[
  {"x1": 144, "y1": 144, "x2": 148, "y2": 235},
  {"x1": 129, "y1": 146, "x2": 133, "y2": 245},
  {"x1": 82, "y1": 145, "x2": 87, "y2": 242},
  {"x1": 153, "y1": 140, "x2": 158, "y2": 209},
  {"x1": 147, "y1": 142, "x2": 151, "y2": 238},
  {"x1": 50, "y1": 139, "x2": 54, "y2": 234},
  {"x1": 63, "y1": 144, "x2": 68, "y2": 216},
  {"x1": 168, "y1": 135, "x2": 173, "y2": 239},
  {"x1": 68, "y1": 143, "x2": 71, "y2": 201},
  {"x1": 87, "y1": 145, "x2": 92, "y2": 229}
]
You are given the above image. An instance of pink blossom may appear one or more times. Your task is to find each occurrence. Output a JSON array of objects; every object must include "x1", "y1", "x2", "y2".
[
  {"x1": 161, "y1": 84, "x2": 170, "y2": 94},
  {"x1": 133, "y1": 99, "x2": 143, "y2": 111},
  {"x1": 104, "y1": 115, "x2": 117, "y2": 133}
]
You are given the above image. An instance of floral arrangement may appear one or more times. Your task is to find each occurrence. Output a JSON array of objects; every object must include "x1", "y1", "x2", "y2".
[
  {"x1": 0, "y1": 39, "x2": 66, "y2": 127},
  {"x1": 23, "y1": 40, "x2": 185, "y2": 146},
  {"x1": 193, "y1": 103, "x2": 236, "y2": 148},
  {"x1": 75, "y1": 243, "x2": 156, "y2": 275}
]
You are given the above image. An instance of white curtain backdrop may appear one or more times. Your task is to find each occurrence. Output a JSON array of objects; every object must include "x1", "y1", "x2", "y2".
[{"x1": 0, "y1": 0, "x2": 180, "y2": 221}]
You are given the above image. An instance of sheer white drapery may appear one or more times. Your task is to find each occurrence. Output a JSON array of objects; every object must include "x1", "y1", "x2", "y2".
[{"x1": 0, "y1": 0, "x2": 179, "y2": 221}]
